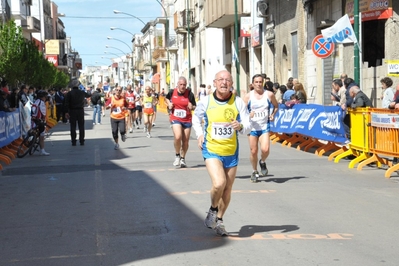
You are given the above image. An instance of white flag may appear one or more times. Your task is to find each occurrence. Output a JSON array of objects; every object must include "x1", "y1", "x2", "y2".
[
  {"x1": 321, "y1": 14, "x2": 358, "y2": 44},
  {"x1": 231, "y1": 41, "x2": 238, "y2": 66}
]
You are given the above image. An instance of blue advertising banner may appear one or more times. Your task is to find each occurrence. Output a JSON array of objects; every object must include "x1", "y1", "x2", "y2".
[
  {"x1": 270, "y1": 104, "x2": 348, "y2": 144},
  {"x1": 0, "y1": 110, "x2": 21, "y2": 147}
]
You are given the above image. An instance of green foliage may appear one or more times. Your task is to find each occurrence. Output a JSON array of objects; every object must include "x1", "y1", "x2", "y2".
[{"x1": 0, "y1": 20, "x2": 67, "y2": 89}]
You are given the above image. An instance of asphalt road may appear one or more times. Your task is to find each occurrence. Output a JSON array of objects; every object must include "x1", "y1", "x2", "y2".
[{"x1": 1, "y1": 107, "x2": 399, "y2": 266}]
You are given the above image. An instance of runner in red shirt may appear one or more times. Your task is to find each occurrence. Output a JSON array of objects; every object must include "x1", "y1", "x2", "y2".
[{"x1": 165, "y1": 76, "x2": 196, "y2": 168}]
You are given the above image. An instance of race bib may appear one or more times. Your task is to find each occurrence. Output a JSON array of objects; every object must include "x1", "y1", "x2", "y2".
[
  {"x1": 112, "y1": 107, "x2": 122, "y2": 114},
  {"x1": 253, "y1": 110, "x2": 268, "y2": 119},
  {"x1": 211, "y1": 122, "x2": 234, "y2": 139},
  {"x1": 174, "y1": 109, "x2": 187, "y2": 118},
  {"x1": 144, "y1": 102, "x2": 152, "y2": 108}
]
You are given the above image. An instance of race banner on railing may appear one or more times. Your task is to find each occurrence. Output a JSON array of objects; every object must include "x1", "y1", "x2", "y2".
[
  {"x1": 0, "y1": 110, "x2": 21, "y2": 147},
  {"x1": 270, "y1": 104, "x2": 348, "y2": 143}
]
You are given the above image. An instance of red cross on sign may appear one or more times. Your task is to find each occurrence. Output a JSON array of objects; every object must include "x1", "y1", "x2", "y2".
[{"x1": 312, "y1": 34, "x2": 335, "y2": 59}]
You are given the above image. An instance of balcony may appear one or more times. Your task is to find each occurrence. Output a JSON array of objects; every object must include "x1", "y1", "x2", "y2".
[
  {"x1": 174, "y1": 9, "x2": 199, "y2": 34},
  {"x1": 21, "y1": 16, "x2": 41, "y2": 33},
  {"x1": 153, "y1": 47, "x2": 167, "y2": 63},
  {"x1": 205, "y1": 0, "x2": 247, "y2": 28}
]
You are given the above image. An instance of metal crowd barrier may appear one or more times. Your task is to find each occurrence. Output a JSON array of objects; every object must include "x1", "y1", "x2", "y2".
[{"x1": 357, "y1": 108, "x2": 399, "y2": 178}]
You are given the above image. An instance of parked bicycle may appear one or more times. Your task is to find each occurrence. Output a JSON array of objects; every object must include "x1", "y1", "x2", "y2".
[{"x1": 17, "y1": 119, "x2": 47, "y2": 158}]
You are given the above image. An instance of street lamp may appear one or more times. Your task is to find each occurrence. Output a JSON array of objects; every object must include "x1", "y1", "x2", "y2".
[
  {"x1": 107, "y1": 36, "x2": 133, "y2": 53},
  {"x1": 109, "y1": 27, "x2": 137, "y2": 82},
  {"x1": 104, "y1": 51, "x2": 123, "y2": 58},
  {"x1": 154, "y1": 0, "x2": 170, "y2": 90},
  {"x1": 105, "y1": 45, "x2": 128, "y2": 55},
  {"x1": 110, "y1": 27, "x2": 135, "y2": 36},
  {"x1": 114, "y1": 11, "x2": 154, "y2": 87},
  {"x1": 113, "y1": 10, "x2": 146, "y2": 25}
]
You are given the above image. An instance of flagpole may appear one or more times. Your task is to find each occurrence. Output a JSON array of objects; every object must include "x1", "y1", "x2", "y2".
[{"x1": 354, "y1": 0, "x2": 360, "y2": 84}]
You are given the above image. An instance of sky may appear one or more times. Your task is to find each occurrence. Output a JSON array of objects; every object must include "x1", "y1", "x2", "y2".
[{"x1": 54, "y1": 0, "x2": 163, "y2": 68}]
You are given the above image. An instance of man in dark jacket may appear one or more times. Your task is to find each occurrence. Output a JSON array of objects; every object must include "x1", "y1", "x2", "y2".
[
  {"x1": 65, "y1": 79, "x2": 91, "y2": 146},
  {"x1": 349, "y1": 86, "x2": 373, "y2": 108}
]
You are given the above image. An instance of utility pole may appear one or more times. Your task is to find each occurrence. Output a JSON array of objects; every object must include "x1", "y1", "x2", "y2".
[{"x1": 186, "y1": 0, "x2": 191, "y2": 87}]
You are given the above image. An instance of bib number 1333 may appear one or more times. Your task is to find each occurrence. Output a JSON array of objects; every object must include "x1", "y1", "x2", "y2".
[{"x1": 212, "y1": 122, "x2": 233, "y2": 139}]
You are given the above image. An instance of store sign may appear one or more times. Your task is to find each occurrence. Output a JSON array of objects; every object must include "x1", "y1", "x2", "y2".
[
  {"x1": 386, "y1": 60, "x2": 399, "y2": 77},
  {"x1": 251, "y1": 24, "x2": 263, "y2": 47},
  {"x1": 45, "y1": 39, "x2": 60, "y2": 55},
  {"x1": 345, "y1": 0, "x2": 392, "y2": 21},
  {"x1": 240, "y1": 17, "x2": 251, "y2": 37},
  {"x1": 46, "y1": 55, "x2": 58, "y2": 66}
]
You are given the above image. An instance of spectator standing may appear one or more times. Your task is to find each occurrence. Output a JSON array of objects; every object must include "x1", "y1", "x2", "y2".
[
  {"x1": 55, "y1": 88, "x2": 66, "y2": 123},
  {"x1": 350, "y1": 86, "x2": 373, "y2": 108},
  {"x1": 197, "y1": 84, "x2": 207, "y2": 100},
  {"x1": 91, "y1": 87, "x2": 103, "y2": 125},
  {"x1": 381, "y1": 77, "x2": 395, "y2": 108},
  {"x1": 8, "y1": 87, "x2": 20, "y2": 108},
  {"x1": 283, "y1": 82, "x2": 295, "y2": 103},
  {"x1": 0, "y1": 90, "x2": 15, "y2": 112},
  {"x1": 27, "y1": 86, "x2": 35, "y2": 103},
  {"x1": 294, "y1": 83, "x2": 307, "y2": 103},
  {"x1": 388, "y1": 84, "x2": 399, "y2": 109},
  {"x1": 64, "y1": 79, "x2": 91, "y2": 146}
]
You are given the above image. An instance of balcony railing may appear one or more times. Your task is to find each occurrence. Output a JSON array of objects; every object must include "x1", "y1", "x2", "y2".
[{"x1": 174, "y1": 9, "x2": 199, "y2": 34}]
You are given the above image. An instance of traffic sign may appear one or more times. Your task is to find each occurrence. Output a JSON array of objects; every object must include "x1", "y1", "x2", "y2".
[{"x1": 312, "y1": 34, "x2": 335, "y2": 58}]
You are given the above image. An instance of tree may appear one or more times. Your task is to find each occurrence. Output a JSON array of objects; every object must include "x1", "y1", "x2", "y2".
[
  {"x1": 0, "y1": 20, "x2": 69, "y2": 89},
  {"x1": 0, "y1": 21, "x2": 27, "y2": 87}
]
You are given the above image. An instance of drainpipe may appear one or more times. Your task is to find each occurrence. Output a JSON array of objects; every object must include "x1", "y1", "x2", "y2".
[{"x1": 354, "y1": 0, "x2": 360, "y2": 84}]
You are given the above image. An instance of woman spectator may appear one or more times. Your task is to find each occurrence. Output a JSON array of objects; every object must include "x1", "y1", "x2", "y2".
[
  {"x1": 294, "y1": 83, "x2": 307, "y2": 104},
  {"x1": 381, "y1": 77, "x2": 395, "y2": 108}
]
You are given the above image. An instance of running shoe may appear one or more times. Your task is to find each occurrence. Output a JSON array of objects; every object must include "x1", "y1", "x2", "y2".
[
  {"x1": 214, "y1": 220, "x2": 228, "y2": 236},
  {"x1": 121, "y1": 134, "x2": 126, "y2": 142},
  {"x1": 180, "y1": 158, "x2": 186, "y2": 168},
  {"x1": 250, "y1": 171, "x2": 259, "y2": 183},
  {"x1": 136, "y1": 125, "x2": 139, "y2": 129},
  {"x1": 146, "y1": 132, "x2": 151, "y2": 138},
  {"x1": 259, "y1": 160, "x2": 268, "y2": 176},
  {"x1": 114, "y1": 143, "x2": 119, "y2": 150},
  {"x1": 173, "y1": 156, "x2": 180, "y2": 166},
  {"x1": 152, "y1": 123, "x2": 155, "y2": 127},
  {"x1": 204, "y1": 209, "x2": 217, "y2": 229},
  {"x1": 129, "y1": 128, "x2": 133, "y2": 133},
  {"x1": 40, "y1": 150, "x2": 50, "y2": 156}
]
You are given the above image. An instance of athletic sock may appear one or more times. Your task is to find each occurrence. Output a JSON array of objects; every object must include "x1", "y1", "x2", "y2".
[{"x1": 210, "y1": 206, "x2": 218, "y2": 212}]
